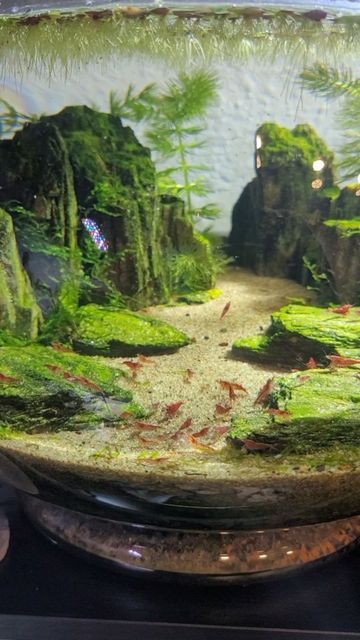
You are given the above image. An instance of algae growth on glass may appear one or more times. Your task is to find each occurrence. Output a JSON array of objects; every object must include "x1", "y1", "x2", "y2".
[{"x1": 0, "y1": 2, "x2": 360, "y2": 529}]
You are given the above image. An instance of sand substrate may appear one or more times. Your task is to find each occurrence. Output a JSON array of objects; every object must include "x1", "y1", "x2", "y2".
[{"x1": 3, "y1": 268, "x2": 360, "y2": 527}]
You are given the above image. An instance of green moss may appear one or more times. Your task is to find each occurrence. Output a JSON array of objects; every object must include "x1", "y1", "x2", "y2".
[
  {"x1": 232, "y1": 335, "x2": 272, "y2": 359},
  {"x1": 73, "y1": 304, "x2": 191, "y2": 356},
  {"x1": 168, "y1": 234, "x2": 225, "y2": 295},
  {"x1": 257, "y1": 123, "x2": 333, "y2": 169},
  {"x1": 0, "y1": 330, "x2": 27, "y2": 347},
  {"x1": 0, "y1": 344, "x2": 133, "y2": 433},
  {"x1": 176, "y1": 288, "x2": 223, "y2": 304},
  {"x1": 324, "y1": 218, "x2": 360, "y2": 237},
  {"x1": 229, "y1": 367, "x2": 360, "y2": 454},
  {"x1": 0, "y1": 209, "x2": 43, "y2": 339},
  {"x1": 232, "y1": 304, "x2": 360, "y2": 366}
]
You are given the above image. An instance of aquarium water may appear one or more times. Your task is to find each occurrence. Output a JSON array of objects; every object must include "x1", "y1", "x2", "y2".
[{"x1": 0, "y1": 0, "x2": 360, "y2": 580}]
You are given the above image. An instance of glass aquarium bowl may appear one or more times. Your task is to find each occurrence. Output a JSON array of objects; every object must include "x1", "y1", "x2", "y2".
[{"x1": 0, "y1": 0, "x2": 360, "y2": 582}]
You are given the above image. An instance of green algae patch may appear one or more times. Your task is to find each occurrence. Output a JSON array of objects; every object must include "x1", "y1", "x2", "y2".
[
  {"x1": 232, "y1": 304, "x2": 360, "y2": 366},
  {"x1": 73, "y1": 304, "x2": 191, "y2": 357},
  {"x1": 0, "y1": 344, "x2": 132, "y2": 433},
  {"x1": 229, "y1": 367, "x2": 360, "y2": 454},
  {"x1": 324, "y1": 218, "x2": 360, "y2": 238},
  {"x1": 176, "y1": 288, "x2": 223, "y2": 305}
]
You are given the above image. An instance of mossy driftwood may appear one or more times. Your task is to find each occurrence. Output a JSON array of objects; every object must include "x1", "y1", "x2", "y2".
[
  {"x1": 229, "y1": 366, "x2": 360, "y2": 454},
  {"x1": 233, "y1": 304, "x2": 360, "y2": 366},
  {"x1": 0, "y1": 344, "x2": 137, "y2": 433},
  {"x1": 73, "y1": 304, "x2": 190, "y2": 356}
]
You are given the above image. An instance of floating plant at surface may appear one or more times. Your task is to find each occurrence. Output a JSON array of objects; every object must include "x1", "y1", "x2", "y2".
[{"x1": 1, "y1": 9, "x2": 360, "y2": 78}]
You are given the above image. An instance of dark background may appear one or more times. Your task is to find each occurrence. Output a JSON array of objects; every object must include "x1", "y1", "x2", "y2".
[{"x1": 1, "y1": 485, "x2": 360, "y2": 639}]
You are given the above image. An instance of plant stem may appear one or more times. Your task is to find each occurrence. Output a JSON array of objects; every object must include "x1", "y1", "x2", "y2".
[{"x1": 175, "y1": 125, "x2": 192, "y2": 215}]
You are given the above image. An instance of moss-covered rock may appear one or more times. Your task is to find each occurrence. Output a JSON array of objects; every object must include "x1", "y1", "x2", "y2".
[
  {"x1": 0, "y1": 107, "x2": 217, "y2": 315},
  {"x1": 0, "y1": 121, "x2": 78, "y2": 252},
  {"x1": 73, "y1": 304, "x2": 191, "y2": 356},
  {"x1": 232, "y1": 303, "x2": 360, "y2": 366},
  {"x1": 324, "y1": 218, "x2": 360, "y2": 237},
  {"x1": 0, "y1": 209, "x2": 43, "y2": 339},
  {"x1": 316, "y1": 218, "x2": 360, "y2": 304},
  {"x1": 229, "y1": 366, "x2": 360, "y2": 453},
  {"x1": 176, "y1": 288, "x2": 222, "y2": 304},
  {"x1": 228, "y1": 122, "x2": 334, "y2": 282},
  {"x1": 0, "y1": 344, "x2": 133, "y2": 433}
]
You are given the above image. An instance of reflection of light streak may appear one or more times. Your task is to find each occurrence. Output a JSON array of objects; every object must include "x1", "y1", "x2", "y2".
[
  {"x1": 220, "y1": 554, "x2": 230, "y2": 562},
  {"x1": 82, "y1": 217, "x2": 109, "y2": 251}
]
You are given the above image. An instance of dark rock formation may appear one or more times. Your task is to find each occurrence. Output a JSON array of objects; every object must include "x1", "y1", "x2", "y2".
[
  {"x1": 229, "y1": 123, "x2": 334, "y2": 282},
  {"x1": 0, "y1": 106, "x2": 213, "y2": 313},
  {"x1": 0, "y1": 119, "x2": 78, "y2": 252},
  {"x1": 0, "y1": 209, "x2": 42, "y2": 339},
  {"x1": 316, "y1": 222, "x2": 360, "y2": 304}
]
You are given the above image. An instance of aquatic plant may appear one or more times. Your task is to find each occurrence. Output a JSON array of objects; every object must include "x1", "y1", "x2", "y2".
[
  {"x1": 301, "y1": 64, "x2": 360, "y2": 181},
  {"x1": 302, "y1": 255, "x2": 335, "y2": 301},
  {"x1": 8, "y1": 204, "x2": 70, "y2": 259},
  {"x1": 79, "y1": 234, "x2": 126, "y2": 308},
  {"x1": 110, "y1": 70, "x2": 220, "y2": 221},
  {"x1": 0, "y1": 98, "x2": 34, "y2": 138},
  {"x1": 1, "y1": 9, "x2": 360, "y2": 78},
  {"x1": 168, "y1": 232, "x2": 228, "y2": 295},
  {"x1": 146, "y1": 69, "x2": 219, "y2": 219}
]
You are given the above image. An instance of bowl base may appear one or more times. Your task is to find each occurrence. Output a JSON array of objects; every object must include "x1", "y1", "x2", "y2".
[{"x1": 21, "y1": 494, "x2": 360, "y2": 584}]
